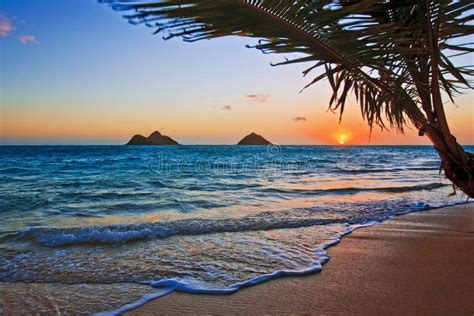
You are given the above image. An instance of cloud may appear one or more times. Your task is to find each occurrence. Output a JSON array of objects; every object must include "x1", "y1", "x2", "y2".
[
  {"x1": 246, "y1": 93, "x2": 270, "y2": 103},
  {"x1": 18, "y1": 34, "x2": 38, "y2": 44},
  {"x1": 0, "y1": 12, "x2": 13, "y2": 37},
  {"x1": 221, "y1": 105, "x2": 232, "y2": 110},
  {"x1": 292, "y1": 116, "x2": 307, "y2": 122}
]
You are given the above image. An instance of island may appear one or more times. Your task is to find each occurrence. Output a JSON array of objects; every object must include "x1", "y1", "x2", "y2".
[
  {"x1": 237, "y1": 132, "x2": 272, "y2": 145},
  {"x1": 126, "y1": 131, "x2": 179, "y2": 145}
]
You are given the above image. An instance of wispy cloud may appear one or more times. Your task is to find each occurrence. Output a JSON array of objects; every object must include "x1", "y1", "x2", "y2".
[
  {"x1": 0, "y1": 12, "x2": 13, "y2": 37},
  {"x1": 221, "y1": 105, "x2": 232, "y2": 110},
  {"x1": 18, "y1": 34, "x2": 38, "y2": 44},
  {"x1": 292, "y1": 116, "x2": 307, "y2": 123},
  {"x1": 246, "y1": 93, "x2": 270, "y2": 103}
]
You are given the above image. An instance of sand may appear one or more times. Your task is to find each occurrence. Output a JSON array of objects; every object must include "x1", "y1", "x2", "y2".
[{"x1": 128, "y1": 204, "x2": 474, "y2": 315}]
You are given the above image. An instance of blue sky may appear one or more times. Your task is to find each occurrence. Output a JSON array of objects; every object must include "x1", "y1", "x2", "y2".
[{"x1": 0, "y1": 0, "x2": 472, "y2": 145}]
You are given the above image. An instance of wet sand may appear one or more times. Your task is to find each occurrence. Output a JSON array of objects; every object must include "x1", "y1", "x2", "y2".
[{"x1": 128, "y1": 204, "x2": 474, "y2": 315}]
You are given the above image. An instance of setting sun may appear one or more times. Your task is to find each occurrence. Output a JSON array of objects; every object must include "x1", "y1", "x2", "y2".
[{"x1": 335, "y1": 133, "x2": 351, "y2": 145}]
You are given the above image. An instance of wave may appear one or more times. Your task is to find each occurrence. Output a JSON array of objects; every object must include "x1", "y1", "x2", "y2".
[
  {"x1": 338, "y1": 166, "x2": 439, "y2": 174},
  {"x1": 260, "y1": 182, "x2": 446, "y2": 196},
  {"x1": 145, "y1": 180, "x2": 261, "y2": 192},
  {"x1": 13, "y1": 197, "x2": 439, "y2": 247},
  {"x1": 147, "y1": 180, "x2": 168, "y2": 187},
  {"x1": 61, "y1": 191, "x2": 155, "y2": 200},
  {"x1": 408, "y1": 166, "x2": 440, "y2": 171},
  {"x1": 16, "y1": 215, "x2": 345, "y2": 247},
  {"x1": 0, "y1": 193, "x2": 49, "y2": 214},
  {"x1": 184, "y1": 183, "x2": 262, "y2": 191},
  {"x1": 0, "y1": 167, "x2": 33, "y2": 174}
]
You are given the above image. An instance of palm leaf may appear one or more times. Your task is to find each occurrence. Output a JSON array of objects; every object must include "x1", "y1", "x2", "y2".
[{"x1": 100, "y1": 0, "x2": 473, "y2": 132}]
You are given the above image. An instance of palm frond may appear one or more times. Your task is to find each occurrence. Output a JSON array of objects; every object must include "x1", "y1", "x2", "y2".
[{"x1": 100, "y1": 0, "x2": 473, "y2": 132}]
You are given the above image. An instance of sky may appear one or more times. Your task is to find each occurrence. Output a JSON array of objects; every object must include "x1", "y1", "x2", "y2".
[{"x1": 0, "y1": 0, "x2": 473, "y2": 145}]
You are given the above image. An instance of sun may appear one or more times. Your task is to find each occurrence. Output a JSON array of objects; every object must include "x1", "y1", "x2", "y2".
[
  {"x1": 337, "y1": 134, "x2": 348, "y2": 145},
  {"x1": 331, "y1": 131, "x2": 352, "y2": 145}
]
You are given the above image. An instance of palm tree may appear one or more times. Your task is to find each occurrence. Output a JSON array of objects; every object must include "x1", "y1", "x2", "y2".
[{"x1": 101, "y1": 0, "x2": 474, "y2": 197}]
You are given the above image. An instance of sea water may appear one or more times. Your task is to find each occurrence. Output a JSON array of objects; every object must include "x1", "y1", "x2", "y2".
[{"x1": 0, "y1": 145, "x2": 470, "y2": 314}]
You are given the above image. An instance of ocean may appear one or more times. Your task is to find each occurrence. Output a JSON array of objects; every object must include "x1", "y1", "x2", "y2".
[{"x1": 0, "y1": 145, "x2": 470, "y2": 314}]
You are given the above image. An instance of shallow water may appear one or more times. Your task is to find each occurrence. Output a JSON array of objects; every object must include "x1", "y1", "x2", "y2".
[{"x1": 0, "y1": 145, "x2": 470, "y2": 313}]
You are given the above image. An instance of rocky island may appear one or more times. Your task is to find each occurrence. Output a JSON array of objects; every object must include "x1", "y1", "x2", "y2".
[
  {"x1": 126, "y1": 131, "x2": 179, "y2": 145},
  {"x1": 237, "y1": 132, "x2": 272, "y2": 145}
]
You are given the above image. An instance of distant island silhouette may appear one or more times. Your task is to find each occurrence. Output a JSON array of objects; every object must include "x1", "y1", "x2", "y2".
[
  {"x1": 237, "y1": 132, "x2": 272, "y2": 145},
  {"x1": 126, "y1": 131, "x2": 179, "y2": 145}
]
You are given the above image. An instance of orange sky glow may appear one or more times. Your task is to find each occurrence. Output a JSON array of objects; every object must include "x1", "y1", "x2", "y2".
[
  {"x1": 0, "y1": 3, "x2": 472, "y2": 146},
  {"x1": 2, "y1": 91, "x2": 472, "y2": 145}
]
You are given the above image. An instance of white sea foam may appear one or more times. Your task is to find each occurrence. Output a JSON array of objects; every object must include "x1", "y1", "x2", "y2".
[{"x1": 95, "y1": 222, "x2": 367, "y2": 314}]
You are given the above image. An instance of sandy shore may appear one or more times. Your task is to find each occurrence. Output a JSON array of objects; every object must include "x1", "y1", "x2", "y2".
[{"x1": 128, "y1": 204, "x2": 474, "y2": 315}]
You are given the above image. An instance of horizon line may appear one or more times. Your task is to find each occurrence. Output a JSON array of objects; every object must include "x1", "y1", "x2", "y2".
[{"x1": 3, "y1": 144, "x2": 473, "y2": 147}]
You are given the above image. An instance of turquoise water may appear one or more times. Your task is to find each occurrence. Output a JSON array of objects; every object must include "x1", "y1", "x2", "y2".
[{"x1": 0, "y1": 145, "x2": 469, "y2": 313}]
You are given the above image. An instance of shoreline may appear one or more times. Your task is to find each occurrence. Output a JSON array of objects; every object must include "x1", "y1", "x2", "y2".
[
  {"x1": 127, "y1": 203, "x2": 474, "y2": 315},
  {"x1": 1, "y1": 203, "x2": 472, "y2": 314}
]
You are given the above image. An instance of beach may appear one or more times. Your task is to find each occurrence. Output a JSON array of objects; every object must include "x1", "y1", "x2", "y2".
[{"x1": 128, "y1": 203, "x2": 474, "y2": 315}]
